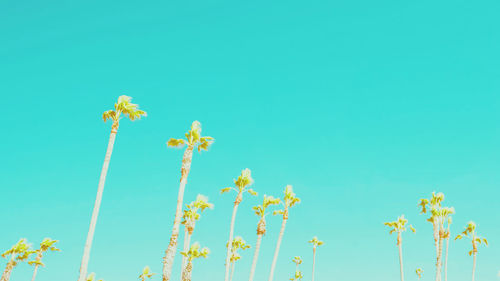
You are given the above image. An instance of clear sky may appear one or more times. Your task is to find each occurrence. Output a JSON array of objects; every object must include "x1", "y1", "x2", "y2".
[{"x1": 1, "y1": 0, "x2": 499, "y2": 281}]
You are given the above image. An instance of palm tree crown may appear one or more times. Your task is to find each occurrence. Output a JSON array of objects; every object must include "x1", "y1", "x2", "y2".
[
  {"x1": 273, "y1": 185, "x2": 300, "y2": 219},
  {"x1": 308, "y1": 237, "x2": 324, "y2": 248},
  {"x1": 181, "y1": 243, "x2": 210, "y2": 262},
  {"x1": 28, "y1": 238, "x2": 59, "y2": 267},
  {"x1": 221, "y1": 168, "x2": 257, "y2": 197},
  {"x1": 138, "y1": 266, "x2": 155, "y2": 281},
  {"x1": 2, "y1": 239, "x2": 34, "y2": 263},
  {"x1": 384, "y1": 215, "x2": 416, "y2": 236},
  {"x1": 455, "y1": 221, "x2": 488, "y2": 255},
  {"x1": 167, "y1": 121, "x2": 214, "y2": 152},
  {"x1": 182, "y1": 195, "x2": 214, "y2": 233},
  {"x1": 102, "y1": 95, "x2": 147, "y2": 130}
]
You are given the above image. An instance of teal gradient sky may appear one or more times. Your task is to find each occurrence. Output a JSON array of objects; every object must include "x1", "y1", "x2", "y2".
[{"x1": 1, "y1": 0, "x2": 499, "y2": 280}]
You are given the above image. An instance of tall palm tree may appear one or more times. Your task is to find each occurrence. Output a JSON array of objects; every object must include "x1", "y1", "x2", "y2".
[
  {"x1": 1, "y1": 239, "x2": 34, "y2": 281},
  {"x1": 248, "y1": 195, "x2": 280, "y2": 281},
  {"x1": 290, "y1": 256, "x2": 303, "y2": 281},
  {"x1": 384, "y1": 215, "x2": 416, "y2": 281},
  {"x1": 162, "y1": 121, "x2": 213, "y2": 281},
  {"x1": 180, "y1": 242, "x2": 210, "y2": 281},
  {"x1": 455, "y1": 221, "x2": 488, "y2": 281},
  {"x1": 308, "y1": 237, "x2": 323, "y2": 281},
  {"x1": 416, "y1": 268, "x2": 423, "y2": 281},
  {"x1": 221, "y1": 168, "x2": 258, "y2": 281},
  {"x1": 227, "y1": 236, "x2": 251, "y2": 281},
  {"x1": 443, "y1": 213, "x2": 454, "y2": 281},
  {"x1": 181, "y1": 195, "x2": 213, "y2": 276},
  {"x1": 267, "y1": 185, "x2": 300, "y2": 281},
  {"x1": 78, "y1": 96, "x2": 146, "y2": 281},
  {"x1": 29, "y1": 238, "x2": 60, "y2": 281},
  {"x1": 139, "y1": 266, "x2": 156, "y2": 281}
]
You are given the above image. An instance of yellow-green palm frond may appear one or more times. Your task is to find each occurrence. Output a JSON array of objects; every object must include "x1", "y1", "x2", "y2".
[
  {"x1": 254, "y1": 195, "x2": 281, "y2": 217},
  {"x1": 384, "y1": 215, "x2": 415, "y2": 234},
  {"x1": 138, "y1": 266, "x2": 155, "y2": 280},
  {"x1": 39, "y1": 238, "x2": 60, "y2": 252},
  {"x1": 234, "y1": 168, "x2": 254, "y2": 190},
  {"x1": 1, "y1": 239, "x2": 33, "y2": 260},
  {"x1": 415, "y1": 268, "x2": 423, "y2": 278},
  {"x1": 86, "y1": 273, "x2": 104, "y2": 281},
  {"x1": 180, "y1": 242, "x2": 210, "y2": 261},
  {"x1": 167, "y1": 138, "x2": 186, "y2": 148},
  {"x1": 115, "y1": 95, "x2": 147, "y2": 121},
  {"x1": 169, "y1": 121, "x2": 214, "y2": 151},
  {"x1": 292, "y1": 256, "x2": 302, "y2": 265},
  {"x1": 308, "y1": 236, "x2": 324, "y2": 247},
  {"x1": 283, "y1": 185, "x2": 300, "y2": 208}
]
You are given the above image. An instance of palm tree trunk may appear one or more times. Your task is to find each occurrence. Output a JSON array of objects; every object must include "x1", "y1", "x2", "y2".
[
  {"x1": 31, "y1": 252, "x2": 43, "y2": 281},
  {"x1": 444, "y1": 236, "x2": 450, "y2": 281},
  {"x1": 224, "y1": 194, "x2": 242, "y2": 281},
  {"x1": 181, "y1": 231, "x2": 193, "y2": 278},
  {"x1": 312, "y1": 247, "x2": 317, "y2": 281},
  {"x1": 397, "y1": 232, "x2": 404, "y2": 281},
  {"x1": 1, "y1": 260, "x2": 15, "y2": 281},
  {"x1": 436, "y1": 230, "x2": 444, "y2": 281},
  {"x1": 471, "y1": 253, "x2": 476, "y2": 281},
  {"x1": 248, "y1": 234, "x2": 263, "y2": 281},
  {"x1": 230, "y1": 262, "x2": 236, "y2": 281},
  {"x1": 182, "y1": 261, "x2": 193, "y2": 281},
  {"x1": 163, "y1": 146, "x2": 194, "y2": 281},
  {"x1": 77, "y1": 125, "x2": 118, "y2": 281},
  {"x1": 267, "y1": 217, "x2": 288, "y2": 281},
  {"x1": 181, "y1": 228, "x2": 189, "y2": 273},
  {"x1": 31, "y1": 265, "x2": 39, "y2": 281}
]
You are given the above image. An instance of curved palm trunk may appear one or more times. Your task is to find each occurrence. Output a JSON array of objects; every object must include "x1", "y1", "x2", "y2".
[
  {"x1": 31, "y1": 265, "x2": 39, "y2": 281},
  {"x1": 230, "y1": 262, "x2": 236, "y2": 281},
  {"x1": 162, "y1": 146, "x2": 194, "y2": 281},
  {"x1": 78, "y1": 126, "x2": 118, "y2": 281},
  {"x1": 248, "y1": 234, "x2": 263, "y2": 281},
  {"x1": 224, "y1": 195, "x2": 241, "y2": 281},
  {"x1": 397, "y1": 232, "x2": 404, "y2": 281},
  {"x1": 311, "y1": 247, "x2": 317, "y2": 281},
  {"x1": 267, "y1": 217, "x2": 288, "y2": 281},
  {"x1": 1, "y1": 261, "x2": 15, "y2": 281},
  {"x1": 471, "y1": 253, "x2": 476, "y2": 281}
]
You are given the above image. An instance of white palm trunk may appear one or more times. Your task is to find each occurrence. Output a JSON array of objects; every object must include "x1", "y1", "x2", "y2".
[
  {"x1": 31, "y1": 252, "x2": 43, "y2": 281},
  {"x1": 312, "y1": 247, "x2": 317, "y2": 281},
  {"x1": 248, "y1": 234, "x2": 263, "y2": 281},
  {"x1": 397, "y1": 232, "x2": 404, "y2": 281},
  {"x1": 163, "y1": 146, "x2": 194, "y2": 281},
  {"x1": 78, "y1": 125, "x2": 118, "y2": 281},
  {"x1": 230, "y1": 262, "x2": 236, "y2": 281},
  {"x1": 224, "y1": 194, "x2": 241, "y2": 281},
  {"x1": 267, "y1": 217, "x2": 288, "y2": 281},
  {"x1": 444, "y1": 224, "x2": 450, "y2": 281},
  {"x1": 181, "y1": 230, "x2": 193, "y2": 278},
  {"x1": 1, "y1": 260, "x2": 15, "y2": 281},
  {"x1": 471, "y1": 253, "x2": 476, "y2": 281}
]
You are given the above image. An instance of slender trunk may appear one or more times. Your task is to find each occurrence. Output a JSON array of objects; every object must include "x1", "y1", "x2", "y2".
[
  {"x1": 248, "y1": 234, "x2": 263, "y2": 281},
  {"x1": 182, "y1": 261, "x2": 193, "y2": 281},
  {"x1": 1, "y1": 257, "x2": 15, "y2": 281},
  {"x1": 472, "y1": 253, "x2": 476, "y2": 281},
  {"x1": 181, "y1": 228, "x2": 189, "y2": 274},
  {"x1": 432, "y1": 220, "x2": 439, "y2": 281},
  {"x1": 436, "y1": 226, "x2": 444, "y2": 281},
  {"x1": 397, "y1": 232, "x2": 404, "y2": 281},
  {"x1": 78, "y1": 125, "x2": 118, "y2": 281},
  {"x1": 224, "y1": 194, "x2": 242, "y2": 281},
  {"x1": 163, "y1": 146, "x2": 194, "y2": 281},
  {"x1": 267, "y1": 216, "x2": 288, "y2": 281},
  {"x1": 312, "y1": 247, "x2": 317, "y2": 281},
  {"x1": 444, "y1": 223, "x2": 451, "y2": 281},
  {"x1": 31, "y1": 265, "x2": 39, "y2": 281},
  {"x1": 230, "y1": 262, "x2": 236, "y2": 281},
  {"x1": 181, "y1": 231, "x2": 193, "y2": 278}
]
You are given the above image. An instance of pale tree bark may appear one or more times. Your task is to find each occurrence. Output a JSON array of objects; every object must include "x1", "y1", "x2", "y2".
[
  {"x1": 224, "y1": 193, "x2": 242, "y2": 281},
  {"x1": 31, "y1": 251, "x2": 43, "y2": 281},
  {"x1": 163, "y1": 146, "x2": 194, "y2": 281},
  {"x1": 248, "y1": 234, "x2": 263, "y2": 281},
  {"x1": 181, "y1": 228, "x2": 193, "y2": 278},
  {"x1": 230, "y1": 262, "x2": 236, "y2": 281},
  {"x1": 1, "y1": 261, "x2": 15, "y2": 281},
  {"x1": 312, "y1": 247, "x2": 317, "y2": 281},
  {"x1": 268, "y1": 211, "x2": 288, "y2": 281},
  {"x1": 78, "y1": 124, "x2": 118, "y2": 281},
  {"x1": 436, "y1": 226, "x2": 444, "y2": 281},
  {"x1": 471, "y1": 253, "x2": 476, "y2": 281},
  {"x1": 444, "y1": 224, "x2": 451, "y2": 281},
  {"x1": 182, "y1": 261, "x2": 193, "y2": 281},
  {"x1": 397, "y1": 232, "x2": 404, "y2": 281}
]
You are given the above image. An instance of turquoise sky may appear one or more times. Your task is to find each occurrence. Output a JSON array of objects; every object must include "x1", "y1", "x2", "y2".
[{"x1": 1, "y1": 0, "x2": 499, "y2": 281}]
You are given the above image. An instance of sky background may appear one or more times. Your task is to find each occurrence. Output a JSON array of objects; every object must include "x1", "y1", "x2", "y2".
[{"x1": 1, "y1": 0, "x2": 499, "y2": 281}]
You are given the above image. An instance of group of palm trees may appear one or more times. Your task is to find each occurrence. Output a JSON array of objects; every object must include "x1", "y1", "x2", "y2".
[{"x1": 385, "y1": 192, "x2": 488, "y2": 281}]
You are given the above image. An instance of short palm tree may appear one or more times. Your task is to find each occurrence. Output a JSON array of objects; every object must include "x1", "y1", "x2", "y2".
[
  {"x1": 1, "y1": 239, "x2": 34, "y2": 281},
  {"x1": 86, "y1": 273, "x2": 104, "y2": 281},
  {"x1": 455, "y1": 221, "x2": 488, "y2": 281},
  {"x1": 384, "y1": 215, "x2": 416, "y2": 281},
  {"x1": 180, "y1": 242, "x2": 210, "y2": 281},
  {"x1": 227, "y1": 236, "x2": 251, "y2": 281},
  {"x1": 308, "y1": 237, "x2": 323, "y2": 281},
  {"x1": 290, "y1": 256, "x2": 303, "y2": 281},
  {"x1": 28, "y1": 238, "x2": 60, "y2": 281},
  {"x1": 248, "y1": 195, "x2": 281, "y2": 281},
  {"x1": 163, "y1": 121, "x2": 213, "y2": 281},
  {"x1": 78, "y1": 96, "x2": 146, "y2": 281},
  {"x1": 416, "y1": 268, "x2": 423, "y2": 280},
  {"x1": 181, "y1": 195, "x2": 213, "y2": 276},
  {"x1": 268, "y1": 185, "x2": 300, "y2": 281},
  {"x1": 221, "y1": 168, "x2": 257, "y2": 281},
  {"x1": 139, "y1": 266, "x2": 155, "y2": 281}
]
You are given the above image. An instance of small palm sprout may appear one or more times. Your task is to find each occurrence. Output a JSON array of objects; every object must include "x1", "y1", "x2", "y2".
[
  {"x1": 455, "y1": 221, "x2": 488, "y2": 281},
  {"x1": 248, "y1": 195, "x2": 281, "y2": 281},
  {"x1": 268, "y1": 185, "x2": 300, "y2": 281},
  {"x1": 308, "y1": 237, "x2": 324, "y2": 281},
  {"x1": 221, "y1": 169, "x2": 258, "y2": 281},
  {"x1": 384, "y1": 215, "x2": 415, "y2": 281},
  {"x1": 86, "y1": 273, "x2": 104, "y2": 281},
  {"x1": 1, "y1": 238, "x2": 34, "y2": 281},
  {"x1": 416, "y1": 268, "x2": 423, "y2": 280},
  {"x1": 181, "y1": 195, "x2": 213, "y2": 276},
  {"x1": 163, "y1": 121, "x2": 214, "y2": 281},
  {"x1": 79, "y1": 96, "x2": 146, "y2": 281},
  {"x1": 227, "y1": 236, "x2": 251, "y2": 281},
  {"x1": 290, "y1": 256, "x2": 303, "y2": 281},
  {"x1": 180, "y1": 242, "x2": 210, "y2": 281},
  {"x1": 28, "y1": 238, "x2": 60, "y2": 281},
  {"x1": 138, "y1": 266, "x2": 155, "y2": 281}
]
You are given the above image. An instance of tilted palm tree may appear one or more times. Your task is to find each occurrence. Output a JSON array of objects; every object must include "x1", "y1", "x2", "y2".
[
  {"x1": 180, "y1": 242, "x2": 210, "y2": 281},
  {"x1": 181, "y1": 195, "x2": 213, "y2": 276},
  {"x1": 78, "y1": 96, "x2": 146, "y2": 281},
  {"x1": 290, "y1": 256, "x2": 303, "y2": 281},
  {"x1": 248, "y1": 195, "x2": 281, "y2": 281},
  {"x1": 308, "y1": 237, "x2": 323, "y2": 281},
  {"x1": 28, "y1": 238, "x2": 60, "y2": 281},
  {"x1": 416, "y1": 268, "x2": 423, "y2": 281},
  {"x1": 162, "y1": 121, "x2": 213, "y2": 281},
  {"x1": 268, "y1": 185, "x2": 300, "y2": 281},
  {"x1": 139, "y1": 266, "x2": 156, "y2": 281},
  {"x1": 384, "y1": 215, "x2": 416, "y2": 281},
  {"x1": 1, "y1": 239, "x2": 34, "y2": 281},
  {"x1": 227, "y1": 236, "x2": 251, "y2": 281},
  {"x1": 221, "y1": 168, "x2": 257, "y2": 281},
  {"x1": 455, "y1": 221, "x2": 488, "y2": 281}
]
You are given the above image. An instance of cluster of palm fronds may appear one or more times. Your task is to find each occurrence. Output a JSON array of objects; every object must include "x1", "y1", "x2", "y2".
[{"x1": 385, "y1": 192, "x2": 488, "y2": 281}]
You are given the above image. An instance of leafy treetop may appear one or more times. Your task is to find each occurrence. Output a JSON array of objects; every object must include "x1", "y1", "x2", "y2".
[
  {"x1": 138, "y1": 266, "x2": 155, "y2": 281},
  {"x1": 253, "y1": 195, "x2": 281, "y2": 218},
  {"x1": 86, "y1": 273, "x2": 104, "y2": 281},
  {"x1": 167, "y1": 121, "x2": 214, "y2": 152},
  {"x1": 274, "y1": 185, "x2": 300, "y2": 217},
  {"x1": 182, "y1": 194, "x2": 214, "y2": 228},
  {"x1": 102, "y1": 95, "x2": 146, "y2": 125},
  {"x1": 220, "y1": 168, "x2": 258, "y2": 197},
  {"x1": 415, "y1": 268, "x2": 423, "y2": 279},
  {"x1": 28, "y1": 238, "x2": 60, "y2": 267},
  {"x1": 227, "y1": 236, "x2": 251, "y2": 263},
  {"x1": 181, "y1": 242, "x2": 210, "y2": 262},
  {"x1": 1, "y1": 238, "x2": 34, "y2": 263},
  {"x1": 308, "y1": 237, "x2": 324, "y2": 248},
  {"x1": 384, "y1": 215, "x2": 416, "y2": 234},
  {"x1": 455, "y1": 221, "x2": 488, "y2": 256}
]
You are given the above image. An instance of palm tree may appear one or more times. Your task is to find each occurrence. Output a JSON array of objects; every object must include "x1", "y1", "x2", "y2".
[
  {"x1": 384, "y1": 215, "x2": 416, "y2": 281},
  {"x1": 221, "y1": 168, "x2": 257, "y2": 281},
  {"x1": 455, "y1": 221, "x2": 488, "y2": 281},
  {"x1": 180, "y1": 242, "x2": 210, "y2": 281},
  {"x1": 443, "y1": 214, "x2": 454, "y2": 281},
  {"x1": 29, "y1": 238, "x2": 60, "y2": 281},
  {"x1": 227, "y1": 236, "x2": 251, "y2": 281},
  {"x1": 290, "y1": 256, "x2": 303, "y2": 281},
  {"x1": 78, "y1": 96, "x2": 146, "y2": 281},
  {"x1": 139, "y1": 266, "x2": 156, "y2": 281},
  {"x1": 248, "y1": 195, "x2": 280, "y2": 281},
  {"x1": 86, "y1": 273, "x2": 104, "y2": 281},
  {"x1": 416, "y1": 268, "x2": 423, "y2": 281},
  {"x1": 308, "y1": 237, "x2": 323, "y2": 281},
  {"x1": 1, "y1": 239, "x2": 34, "y2": 281},
  {"x1": 267, "y1": 185, "x2": 300, "y2": 281},
  {"x1": 181, "y1": 195, "x2": 213, "y2": 276},
  {"x1": 162, "y1": 121, "x2": 213, "y2": 281}
]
